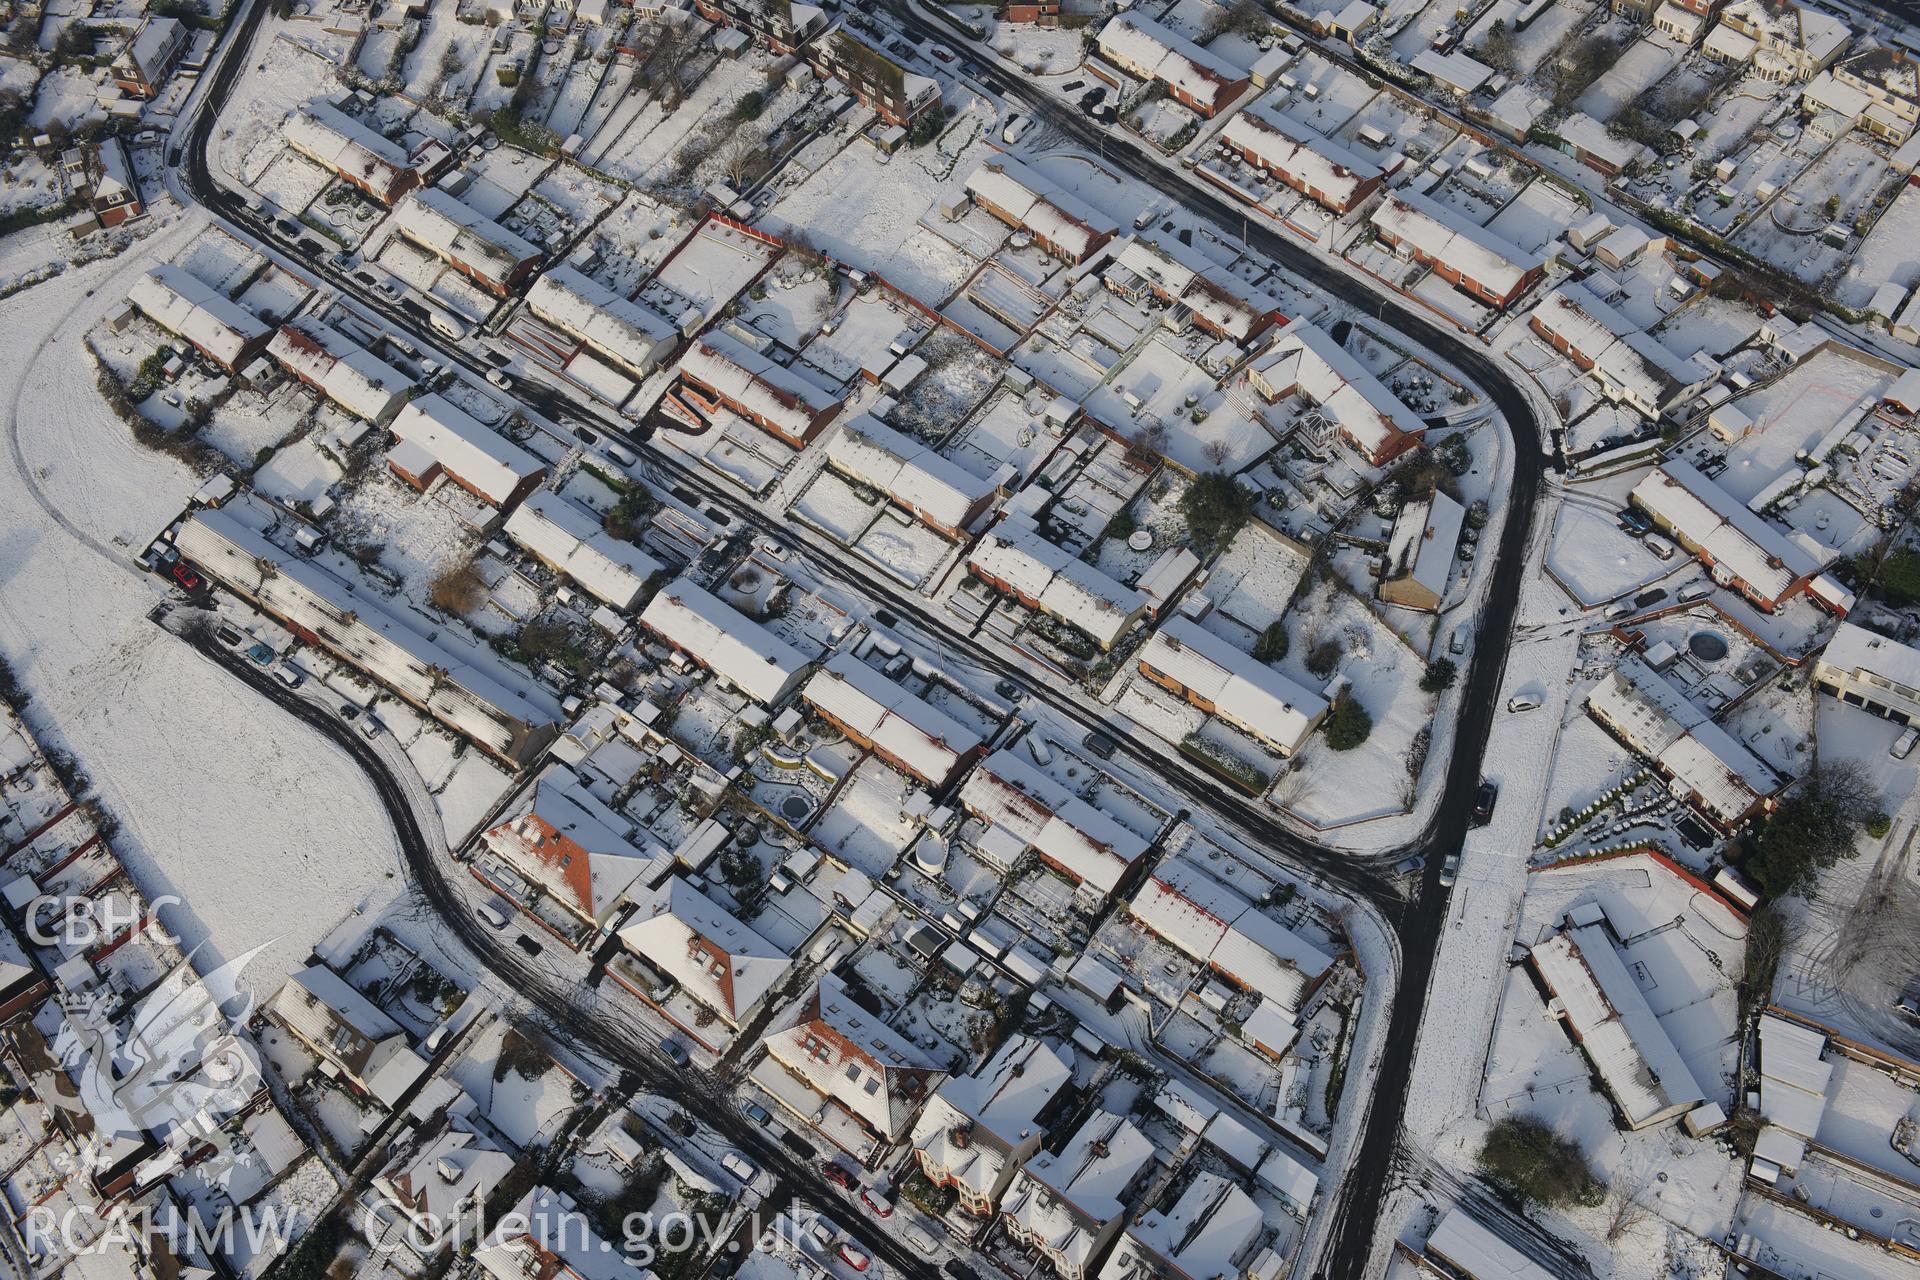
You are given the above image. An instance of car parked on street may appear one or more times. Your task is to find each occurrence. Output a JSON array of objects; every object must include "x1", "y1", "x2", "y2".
[
  {"x1": 821, "y1": 1161, "x2": 857, "y2": 1191},
  {"x1": 1471, "y1": 780, "x2": 1498, "y2": 826}
]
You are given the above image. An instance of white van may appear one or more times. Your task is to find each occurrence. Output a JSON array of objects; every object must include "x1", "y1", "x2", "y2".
[{"x1": 1002, "y1": 115, "x2": 1030, "y2": 145}]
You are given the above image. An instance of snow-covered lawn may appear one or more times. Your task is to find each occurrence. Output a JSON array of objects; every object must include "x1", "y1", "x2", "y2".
[
  {"x1": 1544, "y1": 482, "x2": 1665, "y2": 606},
  {"x1": 0, "y1": 215, "x2": 405, "y2": 989}
]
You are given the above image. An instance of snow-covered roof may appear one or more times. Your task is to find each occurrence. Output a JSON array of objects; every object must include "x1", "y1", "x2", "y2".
[
  {"x1": 762, "y1": 973, "x2": 943, "y2": 1141},
  {"x1": 127, "y1": 264, "x2": 269, "y2": 367},
  {"x1": 1249, "y1": 318, "x2": 1425, "y2": 460},
  {"x1": 284, "y1": 100, "x2": 417, "y2": 203},
  {"x1": 475, "y1": 1187, "x2": 634, "y2": 1280},
  {"x1": 639, "y1": 578, "x2": 808, "y2": 705},
  {"x1": 679, "y1": 330, "x2": 840, "y2": 438},
  {"x1": 1007, "y1": 1111, "x2": 1154, "y2": 1268},
  {"x1": 117, "y1": 17, "x2": 183, "y2": 80},
  {"x1": 1530, "y1": 920, "x2": 1705, "y2": 1128},
  {"x1": 388, "y1": 393, "x2": 544, "y2": 506},
  {"x1": 1703, "y1": 22, "x2": 1758, "y2": 62},
  {"x1": 1554, "y1": 110, "x2": 1652, "y2": 170},
  {"x1": 376, "y1": 1125, "x2": 514, "y2": 1233},
  {"x1": 968, "y1": 516, "x2": 1145, "y2": 649},
  {"x1": 525, "y1": 265, "x2": 679, "y2": 378},
  {"x1": 486, "y1": 768, "x2": 662, "y2": 923},
  {"x1": 1369, "y1": 189, "x2": 1543, "y2": 300},
  {"x1": 1136, "y1": 547, "x2": 1200, "y2": 615},
  {"x1": 504, "y1": 489, "x2": 662, "y2": 611},
  {"x1": 1720, "y1": 0, "x2": 1849, "y2": 63},
  {"x1": 823, "y1": 414, "x2": 997, "y2": 534},
  {"x1": 912, "y1": 1035, "x2": 1073, "y2": 1202},
  {"x1": 1424, "y1": 1207, "x2": 1557, "y2": 1280},
  {"x1": 1129, "y1": 856, "x2": 1332, "y2": 1014},
  {"x1": 1756, "y1": 1013, "x2": 1833, "y2": 1139},
  {"x1": 966, "y1": 155, "x2": 1120, "y2": 262},
  {"x1": 1630, "y1": 461, "x2": 1822, "y2": 604},
  {"x1": 959, "y1": 749, "x2": 1150, "y2": 895},
  {"x1": 267, "y1": 322, "x2": 411, "y2": 424},
  {"x1": 1097, "y1": 14, "x2": 1247, "y2": 111},
  {"x1": 390, "y1": 187, "x2": 540, "y2": 287},
  {"x1": 175, "y1": 507, "x2": 560, "y2": 761},
  {"x1": 1530, "y1": 283, "x2": 1708, "y2": 414},
  {"x1": 1138, "y1": 616, "x2": 1328, "y2": 755},
  {"x1": 1110, "y1": 235, "x2": 1285, "y2": 343},
  {"x1": 1816, "y1": 621, "x2": 1920, "y2": 694},
  {"x1": 1109, "y1": 1173, "x2": 1262, "y2": 1280},
  {"x1": 1409, "y1": 46, "x2": 1494, "y2": 94},
  {"x1": 618, "y1": 876, "x2": 791, "y2": 1023},
  {"x1": 1586, "y1": 654, "x2": 1779, "y2": 825},
  {"x1": 803, "y1": 651, "x2": 981, "y2": 786},
  {"x1": 1217, "y1": 108, "x2": 1383, "y2": 212},
  {"x1": 1382, "y1": 491, "x2": 1463, "y2": 601}
]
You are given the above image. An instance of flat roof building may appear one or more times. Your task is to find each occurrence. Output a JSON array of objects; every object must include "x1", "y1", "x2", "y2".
[{"x1": 1812, "y1": 621, "x2": 1920, "y2": 725}]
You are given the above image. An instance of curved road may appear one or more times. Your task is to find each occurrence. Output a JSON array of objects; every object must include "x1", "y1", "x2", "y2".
[{"x1": 162, "y1": 4, "x2": 1556, "y2": 1276}]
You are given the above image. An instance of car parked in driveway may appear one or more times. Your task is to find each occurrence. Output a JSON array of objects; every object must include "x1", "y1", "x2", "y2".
[
  {"x1": 658, "y1": 1039, "x2": 691, "y2": 1068},
  {"x1": 743, "y1": 1101, "x2": 774, "y2": 1127},
  {"x1": 170, "y1": 561, "x2": 203, "y2": 591},
  {"x1": 246, "y1": 643, "x2": 274, "y2": 666},
  {"x1": 821, "y1": 1160, "x2": 857, "y2": 1191},
  {"x1": 272, "y1": 665, "x2": 304, "y2": 689}
]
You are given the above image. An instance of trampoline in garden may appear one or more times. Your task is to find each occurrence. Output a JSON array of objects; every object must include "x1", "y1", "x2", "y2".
[{"x1": 1688, "y1": 631, "x2": 1730, "y2": 663}]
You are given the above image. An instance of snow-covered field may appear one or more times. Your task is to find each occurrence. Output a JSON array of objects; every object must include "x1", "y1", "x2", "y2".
[{"x1": 0, "y1": 213, "x2": 403, "y2": 988}]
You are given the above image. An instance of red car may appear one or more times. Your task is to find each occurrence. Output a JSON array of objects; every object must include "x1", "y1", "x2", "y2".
[
  {"x1": 838, "y1": 1244, "x2": 871, "y2": 1272},
  {"x1": 821, "y1": 1161, "x2": 857, "y2": 1191},
  {"x1": 170, "y1": 561, "x2": 202, "y2": 591},
  {"x1": 859, "y1": 1188, "x2": 893, "y2": 1218}
]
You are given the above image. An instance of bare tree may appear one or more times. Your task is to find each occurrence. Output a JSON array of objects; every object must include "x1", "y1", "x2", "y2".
[
  {"x1": 720, "y1": 130, "x2": 768, "y2": 189},
  {"x1": 1604, "y1": 1168, "x2": 1654, "y2": 1244},
  {"x1": 1202, "y1": 438, "x2": 1234, "y2": 467}
]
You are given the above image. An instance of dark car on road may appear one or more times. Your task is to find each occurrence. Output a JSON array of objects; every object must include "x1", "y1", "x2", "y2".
[
  {"x1": 514, "y1": 934, "x2": 543, "y2": 957},
  {"x1": 1471, "y1": 780, "x2": 1498, "y2": 826},
  {"x1": 821, "y1": 1160, "x2": 857, "y2": 1191},
  {"x1": 743, "y1": 1101, "x2": 774, "y2": 1127}
]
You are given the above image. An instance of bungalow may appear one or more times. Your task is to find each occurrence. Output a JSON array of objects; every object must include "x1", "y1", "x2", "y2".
[
  {"x1": 1368, "y1": 189, "x2": 1546, "y2": 310},
  {"x1": 754, "y1": 974, "x2": 946, "y2": 1165},
  {"x1": 1529, "y1": 910, "x2": 1706, "y2": 1130},
  {"x1": 822, "y1": 414, "x2": 999, "y2": 539},
  {"x1": 1586, "y1": 654, "x2": 1784, "y2": 830},
  {"x1": 1628, "y1": 462, "x2": 1824, "y2": 612},
  {"x1": 1216, "y1": 109, "x2": 1387, "y2": 216},
  {"x1": 372, "y1": 1121, "x2": 515, "y2": 1259},
  {"x1": 1246, "y1": 318, "x2": 1426, "y2": 466},
  {"x1": 639, "y1": 577, "x2": 809, "y2": 705},
  {"x1": 802, "y1": 651, "x2": 984, "y2": 789},
  {"x1": 969, "y1": 516, "x2": 1148, "y2": 650},
  {"x1": 965, "y1": 156, "x2": 1121, "y2": 265},
  {"x1": 1097, "y1": 14, "x2": 1250, "y2": 117},
  {"x1": 480, "y1": 766, "x2": 666, "y2": 935},
  {"x1": 1526, "y1": 282, "x2": 1718, "y2": 419},
  {"x1": 1136, "y1": 617, "x2": 1328, "y2": 756},
  {"x1": 126, "y1": 265, "x2": 272, "y2": 372},
  {"x1": 389, "y1": 187, "x2": 542, "y2": 295},
  {"x1": 911, "y1": 1035, "x2": 1073, "y2": 1217},
  {"x1": 385, "y1": 393, "x2": 546, "y2": 508},
  {"x1": 266, "y1": 965, "x2": 428, "y2": 1106}
]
